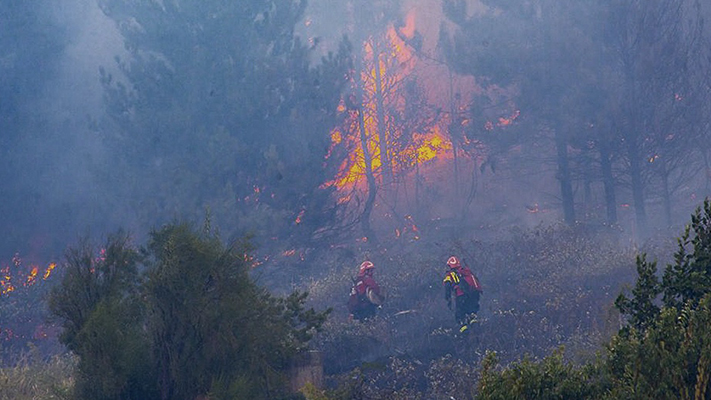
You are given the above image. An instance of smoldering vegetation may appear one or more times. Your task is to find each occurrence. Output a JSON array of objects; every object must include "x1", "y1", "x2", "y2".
[{"x1": 290, "y1": 225, "x2": 651, "y2": 397}]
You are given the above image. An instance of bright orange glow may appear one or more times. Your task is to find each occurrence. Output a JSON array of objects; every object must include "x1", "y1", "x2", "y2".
[
  {"x1": 43, "y1": 262, "x2": 56, "y2": 280},
  {"x1": 26, "y1": 266, "x2": 38, "y2": 286},
  {"x1": 1, "y1": 258, "x2": 57, "y2": 296},
  {"x1": 413, "y1": 129, "x2": 452, "y2": 164},
  {"x1": 326, "y1": 15, "x2": 457, "y2": 193},
  {"x1": 331, "y1": 130, "x2": 342, "y2": 144},
  {"x1": 1, "y1": 267, "x2": 15, "y2": 295},
  {"x1": 324, "y1": 3, "x2": 513, "y2": 224}
]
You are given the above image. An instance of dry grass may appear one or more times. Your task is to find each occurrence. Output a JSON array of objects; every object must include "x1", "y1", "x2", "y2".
[{"x1": 0, "y1": 351, "x2": 75, "y2": 400}]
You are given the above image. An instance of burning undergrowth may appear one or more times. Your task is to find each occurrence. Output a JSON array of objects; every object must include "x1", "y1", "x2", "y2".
[{"x1": 0, "y1": 254, "x2": 62, "y2": 362}]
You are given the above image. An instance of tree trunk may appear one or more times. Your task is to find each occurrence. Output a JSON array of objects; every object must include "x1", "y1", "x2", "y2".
[
  {"x1": 626, "y1": 135, "x2": 648, "y2": 236},
  {"x1": 358, "y1": 108, "x2": 378, "y2": 243},
  {"x1": 354, "y1": 59, "x2": 378, "y2": 243},
  {"x1": 373, "y1": 40, "x2": 392, "y2": 189},
  {"x1": 555, "y1": 126, "x2": 576, "y2": 224},
  {"x1": 449, "y1": 72, "x2": 460, "y2": 198},
  {"x1": 659, "y1": 159, "x2": 672, "y2": 227},
  {"x1": 599, "y1": 141, "x2": 618, "y2": 224}
]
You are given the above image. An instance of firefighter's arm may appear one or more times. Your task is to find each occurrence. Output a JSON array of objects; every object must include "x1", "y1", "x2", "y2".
[{"x1": 443, "y1": 274, "x2": 453, "y2": 308}]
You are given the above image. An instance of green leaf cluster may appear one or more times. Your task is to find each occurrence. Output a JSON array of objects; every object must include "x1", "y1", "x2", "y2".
[
  {"x1": 477, "y1": 349, "x2": 604, "y2": 400},
  {"x1": 49, "y1": 222, "x2": 329, "y2": 400}
]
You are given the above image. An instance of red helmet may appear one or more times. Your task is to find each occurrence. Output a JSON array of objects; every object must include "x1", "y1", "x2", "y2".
[
  {"x1": 359, "y1": 260, "x2": 374, "y2": 274},
  {"x1": 447, "y1": 256, "x2": 460, "y2": 268}
]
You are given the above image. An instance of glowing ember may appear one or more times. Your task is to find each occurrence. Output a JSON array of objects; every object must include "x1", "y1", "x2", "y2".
[
  {"x1": 25, "y1": 266, "x2": 38, "y2": 286},
  {"x1": 295, "y1": 209, "x2": 305, "y2": 224}
]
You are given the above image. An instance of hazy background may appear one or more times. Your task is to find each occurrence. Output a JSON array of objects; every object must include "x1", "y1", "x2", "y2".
[
  {"x1": 3, "y1": 0, "x2": 710, "y2": 268},
  {"x1": 4, "y1": 3, "x2": 711, "y2": 394}
]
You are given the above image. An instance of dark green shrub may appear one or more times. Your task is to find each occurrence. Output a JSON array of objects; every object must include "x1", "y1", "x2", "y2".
[
  {"x1": 476, "y1": 348, "x2": 605, "y2": 400},
  {"x1": 49, "y1": 223, "x2": 329, "y2": 400}
]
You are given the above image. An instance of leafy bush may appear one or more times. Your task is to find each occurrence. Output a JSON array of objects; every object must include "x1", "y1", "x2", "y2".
[
  {"x1": 49, "y1": 222, "x2": 329, "y2": 400},
  {"x1": 476, "y1": 348, "x2": 605, "y2": 400},
  {"x1": 608, "y1": 199, "x2": 711, "y2": 399}
]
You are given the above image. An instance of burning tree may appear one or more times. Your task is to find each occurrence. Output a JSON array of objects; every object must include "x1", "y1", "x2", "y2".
[{"x1": 324, "y1": 3, "x2": 478, "y2": 242}]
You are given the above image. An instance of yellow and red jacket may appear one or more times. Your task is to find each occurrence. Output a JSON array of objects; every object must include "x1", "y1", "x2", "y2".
[{"x1": 443, "y1": 266, "x2": 481, "y2": 300}]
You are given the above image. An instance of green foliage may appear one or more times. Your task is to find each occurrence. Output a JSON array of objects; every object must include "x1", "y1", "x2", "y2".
[
  {"x1": 616, "y1": 199, "x2": 711, "y2": 332},
  {"x1": 301, "y1": 381, "x2": 329, "y2": 400},
  {"x1": 606, "y1": 199, "x2": 711, "y2": 399},
  {"x1": 48, "y1": 232, "x2": 141, "y2": 351},
  {"x1": 458, "y1": 200, "x2": 711, "y2": 399},
  {"x1": 145, "y1": 222, "x2": 330, "y2": 399},
  {"x1": 477, "y1": 349, "x2": 604, "y2": 400},
  {"x1": 49, "y1": 223, "x2": 329, "y2": 400},
  {"x1": 48, "y1": 231, "x2": 154, "y2": 400},
  {"x1": 662, "y1": 199, "x2": 711, "y2": 310},
  {"x1": 615, "y1": 254, "x2": 661, "y2": 332},
  {"x1": 606, "y1": 296, "x2": 711, "y2": 399}
]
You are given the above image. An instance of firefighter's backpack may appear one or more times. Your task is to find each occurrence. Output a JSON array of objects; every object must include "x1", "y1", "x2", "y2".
[{"x1": 456, "y1": 267, "x2": 482, "y2": 294}]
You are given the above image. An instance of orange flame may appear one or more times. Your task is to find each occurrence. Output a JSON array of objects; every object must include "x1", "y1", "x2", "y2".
[
  {"x1": 25, "y1": 266, "x2": 38, "y2": 286},
  {"x1": 325, "y1": 15, "x2": 455, "y2": 193},
  {"x1": 1, "y1": 258, "x2": 57, "y2": 295},
  {"x1": 43, "y1": 262, "x2": 56, "y2": 280}
]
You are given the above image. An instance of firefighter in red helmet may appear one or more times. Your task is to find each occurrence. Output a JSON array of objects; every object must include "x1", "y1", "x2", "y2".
[
  {"x1": 348, "y1": 261, "x2": 383, "y2": 321},
  {"x1": 443, "y1": 256, "x2": 482, "y2": 334}
]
